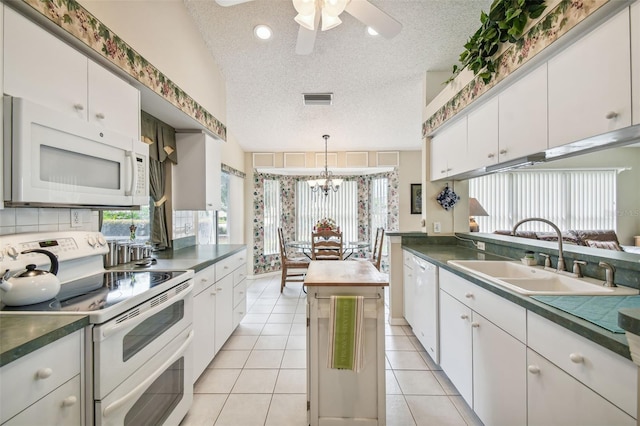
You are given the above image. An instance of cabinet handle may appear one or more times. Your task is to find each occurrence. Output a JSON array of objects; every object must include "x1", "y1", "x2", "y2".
[
  {"x1": 464, "y1": 292, "x2": 474, "y2": 299},
  {"x1": 217, "y1": 287, "x2": 223, "y2": 292},
  {"x1": 446, "y1": 168, "x2": 452, "y2": 172},
  {"x1": 527, "y1": 365, "x2": 540, "y2": 374},
  {"x1": 487, "y1": 153, "x2": 495, "y2": 158},
  {"x1": 605, "y1": 111, "x2": 618, "y2": 119},
  {"x1": 460, "y1": 314, "x2": 469, "y2": 320},
  {"x1": 36, "y1": 368, "x2": 53, "y2": 379},
  {"x1": 471, "y1": 322, "x2": 480, "y2": 328},
  {"x1": 210, "y1": 292, "x2": 216, "y2": 296},
  {"x1": 73, "y1": 103, "x2": 84, "y2": 111},
  {"x1": 239, "y1": 312, "x2": 245, "y2": 315},
  {"x1": 201, "y1": 278, "x2": 208, "y2": 283},
  {"x1": 499, "y1": 149, "x2": 507, "y2": 155},
  {"x1": 239, "y1": 291, "x2": 244, "y2": 295},
  {"x1": 62, "y1": 396, "x2": 78, "y2": 407},
  {"x1": 569, "y1": 353, "x2": 584, "y2": 363},
  {"x1": 440, "y1": 170, "x2": 446, "y2": 174},
  {"x1": 95, "y1": 112, "x2": 106, "y2": 120}
]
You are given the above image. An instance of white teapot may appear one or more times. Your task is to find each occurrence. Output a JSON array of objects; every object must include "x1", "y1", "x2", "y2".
[{"x1": 0, "y1": 249, "x2": 60, "y2": 306}]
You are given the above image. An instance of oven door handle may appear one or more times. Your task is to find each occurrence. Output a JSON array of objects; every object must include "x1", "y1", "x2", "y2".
[
  {"x1": 99, "y1": 280, "x2": 194, "y2": 340},
  {"x1": 102, "y1": 329, "x2": 194, "y2": 418}
]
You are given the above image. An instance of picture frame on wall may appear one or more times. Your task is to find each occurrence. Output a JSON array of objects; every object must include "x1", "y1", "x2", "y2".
[{"x1": 410, "y1": 184, "x2": 422, "y2": 214}]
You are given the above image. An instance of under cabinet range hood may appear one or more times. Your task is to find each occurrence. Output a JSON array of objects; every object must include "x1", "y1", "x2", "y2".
[{"x1": 3, "y1": 97, "x2": 149, "y2": 208}]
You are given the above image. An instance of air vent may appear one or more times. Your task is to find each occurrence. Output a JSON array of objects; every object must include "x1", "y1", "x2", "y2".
[{"x1": 303, "y1": 93, "x2": 333, "y2": 106}]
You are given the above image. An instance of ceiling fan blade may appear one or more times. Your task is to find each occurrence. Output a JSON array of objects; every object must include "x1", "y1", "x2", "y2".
[
  {"x1": 214, "y1": 0, "x2": 255, "y2": 6},
  {"x1": 296, "y1": 25, "x2": 317, "y2": 55},
  {"x1": 345, "y1": 0, "x2": 402, "y2": 39}
]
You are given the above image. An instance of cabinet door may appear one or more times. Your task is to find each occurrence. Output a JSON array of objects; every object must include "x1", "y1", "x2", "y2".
[
  {"x1": 88, "y1": 60, "x2": 140, "y2": 140},
  {"x1": 472, "y1": 312, "x2": 526, "y2": 426},
  {"x1": 403, "y1": 255, "x2": 415, "y2": 326},
  {"x1": 214, "y1": 274, "x2": 234, "y2": 354},
  {"x1": 193, "y1": 287, "x2": 216, "y2": 381},
  {"x1": 499, "y1": 64, "x2": 548, "y2": 160},
  {"x1": 439, "y1": 290, "x2": 472, "y2": 405},
  {"x1": 467, "y1": 97, "x2": 498, "y2": 171},
  {"x1": 413, "y1": 259, "x2": 439, "y2": 364},
  {"x1": 430, "y1": 117, "x2": 467, "y2": 180},
  {"x1": 527, "y1": 349, "x2": 635, "y2": 426},
  {"x1": 548, "y1": 8, "x2": 631, "y2": 148},
  {"x1": 4, "y1": 7, "x2": 87, "y2": 120},
  {"x1": 632, "y1": 1, "x2": 640, "y2": 125}
]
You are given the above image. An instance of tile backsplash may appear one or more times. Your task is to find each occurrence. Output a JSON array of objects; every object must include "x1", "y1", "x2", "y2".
[{"x1": 0, "y1": 207, "x2": 98, "y2": 235}]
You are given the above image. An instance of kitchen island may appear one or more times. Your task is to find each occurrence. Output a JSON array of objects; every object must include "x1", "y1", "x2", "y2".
[{"x1": 305, "y1": 260, "x2": 388, "y2": 426}]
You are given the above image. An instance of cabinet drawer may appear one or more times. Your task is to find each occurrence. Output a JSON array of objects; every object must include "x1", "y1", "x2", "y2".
[
  {"x1": 528, "y1": 311, "x2": 637, "y2": 417},
  {"x1": 3, "y1": 375, "x2": 82, "y2": 426},
  {"x1": 193, "y1": 266, "x2": 215, "y2": 296},
  {"x1": 215, "y1": 250, "x2": 247, "y2": 280},
  {"x1": 233, "y1": 265, "x2": 247, "y2": 287},
  {"x1": 0, "y1": 331, "x2": 81, "y2": 423},
  {"x1": 233, "y1": 299, "x2": 247, "y2": 329},
  {"x1": 440, "y1": 269, "x2": 526, "y2": 342},
  {"x1": 233, "y1": 280, "x2": 247, "y2": 308},
  {"x1": 403, "y1": 250, "x2": 414, "y2": 268}
]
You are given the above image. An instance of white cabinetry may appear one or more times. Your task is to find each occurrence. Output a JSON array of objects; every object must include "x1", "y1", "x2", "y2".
[
  {"x1": 466, "y1": 97, "x2": 498, "y2": 171},
  {"x1": 632, "y1": 1, "x2": 640, "y2": 125},
  {"x1": 173, "y1": 132, "x2": 222, "y2": 211},
  {"x1": 528, "y1": 311, "x2": 637, "y2": 421},
  {"x1": 0, "y1": 331, "x2": 83, "y2": 425},
  {"x1": 498, "y1": 64, "x2": 548, "y2": 160},
  {"x1": 3, "y1": 7, "x2": 140, "y2": 140},
  {"x1": 439, "y1": 269, "x2": 526, "y2": 426},
  {"x1": 412, "y1": 256, "x2": 439, "y2": 364},
  {"x1": 402, "y1": 250, "x2": 415, "y2": 326},
  {"x1": 430, "y1": 117, "x2": 467, "y2": 181},
  {"x1": 548, "y1": 7, "x2": 631, "y2": 148},
  {"x1": 192, "y1": 249, "x2": 247, "y2": 381}
]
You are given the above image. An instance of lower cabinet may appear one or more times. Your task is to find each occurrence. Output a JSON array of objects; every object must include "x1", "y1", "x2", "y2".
[
  {"x1": 527, "y1": 349, "x2": 635, "y2": 426},
  {"x1": 0, "y1": 331, "x2": 83, "y2": 425},
  {"x1": 402, "y1": 251, "x2": 415, "y2": 326},
  {"x1": 412, "y1": 257, "x2": 439, "y2": 364},
  {"x1": 192, "y1": 249, "x2": 247, "y2": 381}
]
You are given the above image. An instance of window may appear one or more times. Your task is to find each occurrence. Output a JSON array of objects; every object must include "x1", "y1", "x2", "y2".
[
  {"x1": 296, "y1": 180, "x2": 358, "y2": 243},
  {"x1": 197, "y1": 171, "x2": 230, "y2": 244},
  {"x1": 469, "y1": 170, "x2": 617, "y2": 232},
  {"x1": 101, "y1": 205, "x2": 150, "y2": 241},
  {"x1": 264, "y1": 179, "x2": 281, "y2": 255}
]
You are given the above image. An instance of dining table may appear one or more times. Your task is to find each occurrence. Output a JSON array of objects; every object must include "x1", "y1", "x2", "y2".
[{"x1": 286, "y1": 240, "x2": 369, "y2": 259}]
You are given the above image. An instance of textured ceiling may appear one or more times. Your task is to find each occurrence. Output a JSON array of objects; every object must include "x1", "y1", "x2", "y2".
[{"x1": 184, "y1": 0, "x2": 491, "y2": 153}]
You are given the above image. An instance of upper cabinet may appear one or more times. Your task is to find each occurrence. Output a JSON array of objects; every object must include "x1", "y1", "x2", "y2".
[
  {"x1": 172, "y1": 132, "x2": 222, "y2": 211},
  {"x1": 632, "y1": 1, "x2": 640, "y2": 126},
  {"x1": 3, "y1": 7, "x2": 140, "y2": 140},
  {"x1": 430, "y1": 117, "x2": 467, "y2": 181},
  {"x1": 466, "y1": 97, "x2": 498, "y2": 172},
  {"x1": 548, "y1": 7, "x2": 631, "y2": 148},
  {"x1": 498, "y1": 64, "x2": 548, "y2": 161}
]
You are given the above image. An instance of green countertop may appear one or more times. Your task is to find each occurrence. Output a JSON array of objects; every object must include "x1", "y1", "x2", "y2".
[
  {"x1": 403, "y1": 243, "x2": 635, "y2": 360},
  {"x1": 1, "y1": 244, "x2": 247, "y2": 367}
]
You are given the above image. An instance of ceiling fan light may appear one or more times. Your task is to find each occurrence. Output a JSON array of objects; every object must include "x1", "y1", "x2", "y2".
[
  {"x1": 322, "y1": 0, "x2": 347, "y2": 16},
  {"x1": 253, "y1": 24, "x2": 272, "y2": 40},
  {"x1": 321, "y1": 10, "x2": 341, "y2": 31},
  {"x1": 292, "y1": 0, "x2": 316, "y2": 15},
  {"x1": 366, "y1": 26, "x2": 379, "y2": 36},
  {"x1": 295, "y1": 12, "x2": 316, "y2": 31}
]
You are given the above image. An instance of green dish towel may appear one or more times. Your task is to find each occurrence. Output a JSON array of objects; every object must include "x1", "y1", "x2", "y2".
[
  {"x1": 532, "y1": 295, "x2": 640, "y2": 334},
  {"x1": 327, "y1": 295, "x2": 364, "y2": 371}
]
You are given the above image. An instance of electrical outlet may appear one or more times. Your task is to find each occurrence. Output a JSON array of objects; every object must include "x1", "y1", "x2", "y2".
[
  {"x1": 477, "y1": 241, "x2": 486, "y2": 251},
  {"x1": 71, "y1": 210, "x2": 82, "y2": 228},
  {"x1": 433, "y1": 222, "x2": 441, "y2": 233}
]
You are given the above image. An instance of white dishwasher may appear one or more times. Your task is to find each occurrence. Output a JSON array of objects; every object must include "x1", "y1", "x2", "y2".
[{"x1": 413, "y1": 257, "x2": 439, "y2": 364}]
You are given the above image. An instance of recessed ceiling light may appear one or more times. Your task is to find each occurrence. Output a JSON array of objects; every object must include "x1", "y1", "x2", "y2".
[
  {"x1": 254, "y1": 24, "x2": 272, "y2": 40},
  {"x1": 366, "y1": 26, "x2": 379, "y2": 36}
]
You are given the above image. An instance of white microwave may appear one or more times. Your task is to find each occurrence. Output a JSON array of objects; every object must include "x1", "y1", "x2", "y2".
[{"x1": 3, "y1": 97, "x2": 148, "y2": 208}]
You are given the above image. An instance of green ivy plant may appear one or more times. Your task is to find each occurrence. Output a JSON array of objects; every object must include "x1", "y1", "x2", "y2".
[{"x1": 448, "y1": 0, "x2": 547, "y2": 84}]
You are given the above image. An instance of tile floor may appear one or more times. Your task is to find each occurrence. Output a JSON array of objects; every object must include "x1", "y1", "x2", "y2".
[{"x1": 181, "y1": 274, "x2": 483, "y2": 426}]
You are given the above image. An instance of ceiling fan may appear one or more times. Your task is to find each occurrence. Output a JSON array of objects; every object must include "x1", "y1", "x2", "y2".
[{"x1": 214, "y1": 0, "x2": 402, "y2": 55}]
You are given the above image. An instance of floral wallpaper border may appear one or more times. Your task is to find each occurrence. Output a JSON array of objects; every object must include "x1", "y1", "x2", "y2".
[
  {"x1": 21, "y1": 0, "x2": 226, "y2": 141},
  {"x1": 222, "y1": 163, "x2": 246, "y2": 179},
  {"x1": 252, "y1": 170, "x2": 399, "y2": 275},
  {"x1": 422, "y1": 0, "x2": 610, "y2": 137}
]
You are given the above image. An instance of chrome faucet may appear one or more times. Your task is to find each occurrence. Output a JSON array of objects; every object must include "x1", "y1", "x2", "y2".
[
  {"x1": 598, "y1": 261, "x2": 616, "y2": 287},
  {"x1": 512, "y1": 218, "x2": 566, "y2": 273}
]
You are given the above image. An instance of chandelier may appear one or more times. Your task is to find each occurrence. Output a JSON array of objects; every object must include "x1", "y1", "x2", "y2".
[
  {"x1": 308, "y1": 134, "x2": 342, "y2": 196},
  {"x1": 292, "y1": 0, "x2": 348, "y2": 32}
]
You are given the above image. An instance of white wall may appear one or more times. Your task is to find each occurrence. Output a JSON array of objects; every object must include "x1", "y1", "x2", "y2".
[{"x1": 398, "y1": 151, "x2": 423, "y2": 232}]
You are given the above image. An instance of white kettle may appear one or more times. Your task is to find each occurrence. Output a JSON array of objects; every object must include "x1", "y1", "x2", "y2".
[{"x1": 0, "y1": 249, "x2": 61, "y2": 306}]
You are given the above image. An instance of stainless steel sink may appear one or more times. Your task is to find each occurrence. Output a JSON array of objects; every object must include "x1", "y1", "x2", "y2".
[{"x1": 447, "y1": 260, "x2": 638, "y2": 296}]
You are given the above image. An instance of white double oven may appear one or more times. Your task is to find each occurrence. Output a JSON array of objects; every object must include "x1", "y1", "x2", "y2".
[{"x1": 0, "y1": 232, "x2": 194, "y2": 425}]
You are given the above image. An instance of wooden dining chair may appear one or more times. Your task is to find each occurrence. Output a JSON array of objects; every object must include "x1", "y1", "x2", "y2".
[
  {"x1": 278, "y1": 228, "x2": 309, "y2": 293},
  {"x1": 311, "y1": 230, "x2": 343, "y2": 260},
  {"x1": 370, "y1": 227, "x2": 385, "y2": 271}
]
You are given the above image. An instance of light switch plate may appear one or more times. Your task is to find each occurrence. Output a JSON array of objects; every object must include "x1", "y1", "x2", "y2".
[
  {"x1": 433, "y1": 222, "x2": 441, "y2": 233},
  {"x1": 71, "y1": 210, "x2": 82, "y2": 228}
]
